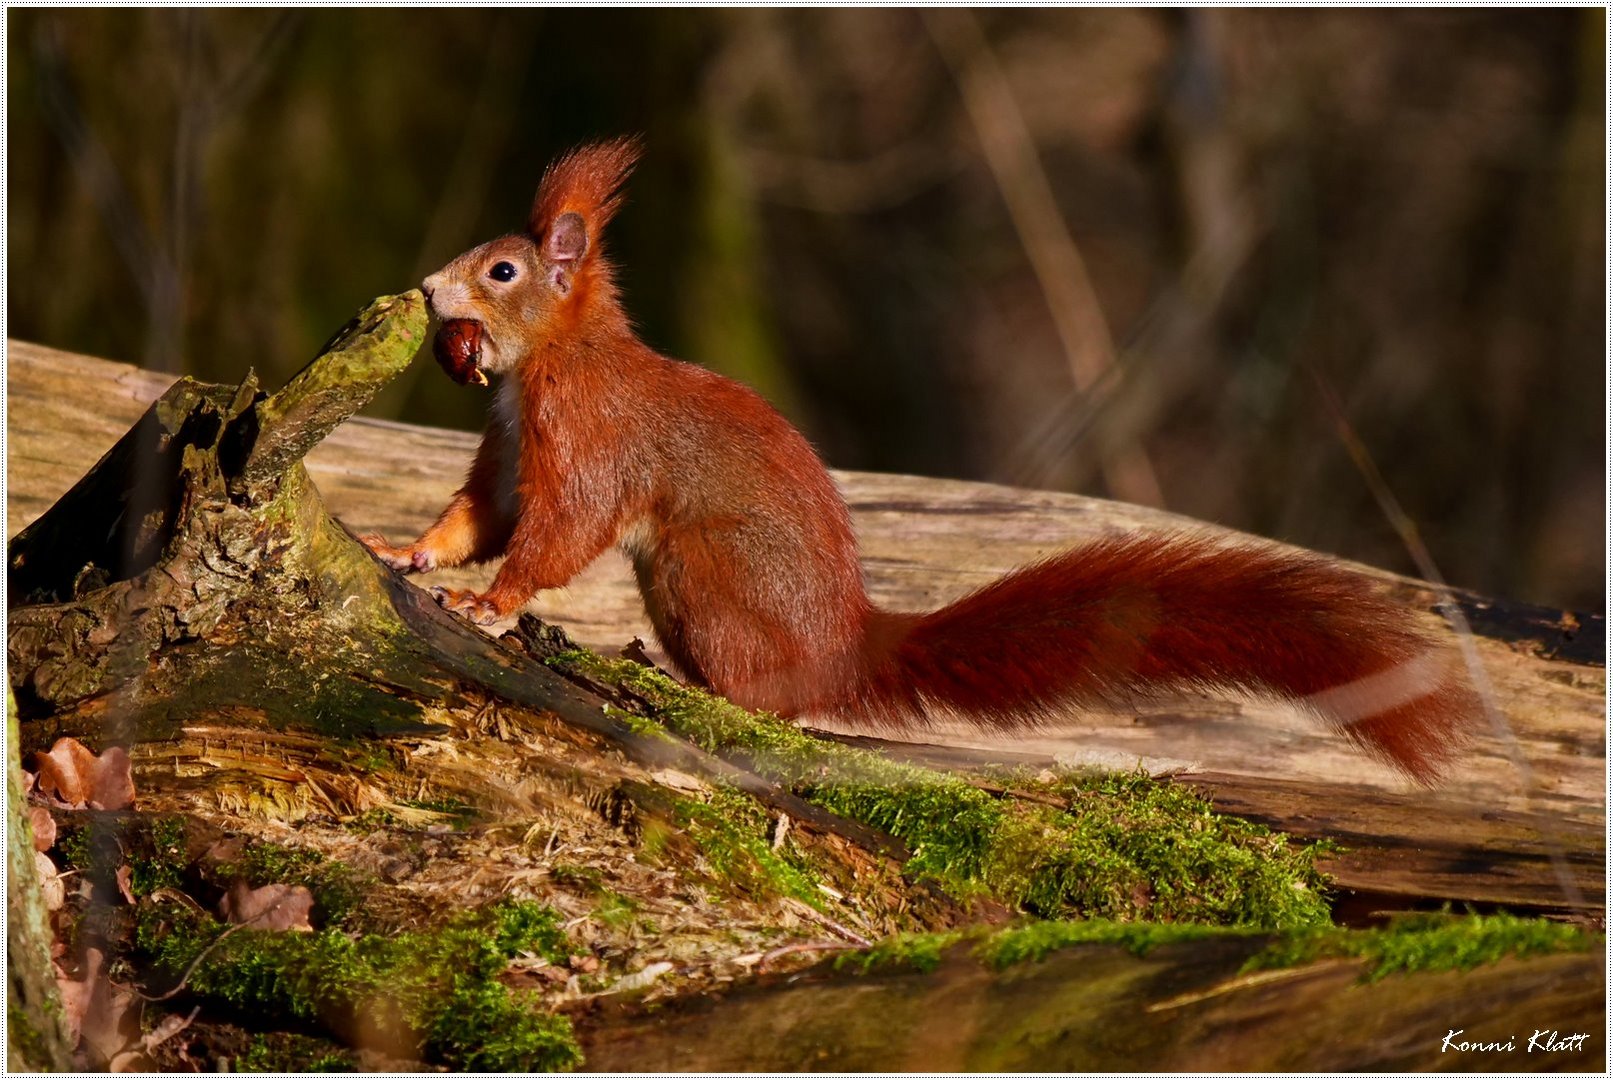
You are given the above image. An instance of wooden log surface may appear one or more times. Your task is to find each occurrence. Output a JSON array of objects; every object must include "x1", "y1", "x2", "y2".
[
  {"x1": 6, "y1": 340, "x2": 1604, "y2": 914},
  {"x1": 574, "y1": 939, "x2": 1602, "y2": 1072}
]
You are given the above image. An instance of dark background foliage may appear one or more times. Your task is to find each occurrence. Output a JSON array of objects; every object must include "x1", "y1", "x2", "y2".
[{"x1": 6, "y1": 8, "x2": 1603, "y2": 609}]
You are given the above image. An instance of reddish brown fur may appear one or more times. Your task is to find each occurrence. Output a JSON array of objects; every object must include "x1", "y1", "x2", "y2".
[{"x1": 367, "y1": 140, "x2": 1477, "y2": 783}]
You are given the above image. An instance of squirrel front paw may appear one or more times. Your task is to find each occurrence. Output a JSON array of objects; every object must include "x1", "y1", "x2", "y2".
[
  {"x1": 429, "y1": 586, "x2": 502, "y2": 625},
  {"x1": 359, "y1": 533, "x2": 437, "y2": 574}
]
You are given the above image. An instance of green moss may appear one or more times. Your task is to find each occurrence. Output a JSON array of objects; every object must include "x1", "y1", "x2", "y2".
[
  {"x1": 133, "y1": 816, "x2": 189, "y2": 895},
  {"x1": 58, "y1": 814, "x2": 188, "y2": 899},
  {"x1": 56, "y1": 826, "x2": 93, "y2": 871},
  {"x1": 592, "y1": 889, "x2": 638, "y2": 930},
  {"x1": 980, "y1": 918, "x2": 1258, "y2": 967},
  {"x1": 322, "y1": 739, "x2": 396, "y2": 775},
  {"x1": 671, "y1": 788, "x2": 824, "y2": 907},
  {"x1": 209, "y1": 842, "x2": 368, "y2": 929},
  {"x1": 544, "y1": 650, "x2": 1331, "y2": 928},
  {"x1": 344, "y1": 807, "x2": 397, "y2": 832},
  {"x1": 236, "y1": 1032, "x2": 356, "y2": 1072},
  {"x1": 979, "y1": 771, "x2": 1334, "y2": 926},
  {"x1": 7, "y1": 1000, "x2": 49, "y2": 1069},
  {"x1": 134, "y1": 897, "x2": 578, "y2": 1070},
  {"x1": 612, "y1": 706, "x2": 677, "y2": 742},
  {"x1": 839, "y1": 911, "x2": 1597, "y2": 984},
  {"x1": 833, "y1": 930, "x2": 967, "y2": 975},
  {"x1": 1243, "y1": 910, "x2": 1601, "y2": 982}
]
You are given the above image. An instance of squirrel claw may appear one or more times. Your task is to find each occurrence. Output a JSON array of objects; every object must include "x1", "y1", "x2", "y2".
[
  {"x1": 359, "y1": 533, "x2": 420, "y2": 573},
  {"x1": 430, "y1": 586, "x2": 502, "y2": 625}
]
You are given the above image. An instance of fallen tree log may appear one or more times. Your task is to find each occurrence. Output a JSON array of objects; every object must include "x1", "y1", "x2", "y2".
[
  {"x1": 575, "y1": 932, "x2": 1602, "y2": 1071},
  {"x1": 4, "y1": 324, "x2": 1603, "y2": 1070},
  {"x1": 8, "y1": 336, "x2": 1602, "y2": 916}
]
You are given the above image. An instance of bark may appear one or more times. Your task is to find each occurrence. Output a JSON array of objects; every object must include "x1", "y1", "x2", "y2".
[{"x1": 7, "y1": 687, "x2": 75, "y2": 1071}]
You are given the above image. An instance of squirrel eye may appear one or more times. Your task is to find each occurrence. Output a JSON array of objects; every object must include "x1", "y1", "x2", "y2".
[{"x1": 488, "y1": 261, "x2": 518, "y2": 283}]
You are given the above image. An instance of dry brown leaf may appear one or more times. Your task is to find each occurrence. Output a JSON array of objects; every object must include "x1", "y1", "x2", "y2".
[
  {"x1": 56, "y1": 947, "x2": 102, "y2": 1043},
  {"x1": 108, "y1": 1049, "x2": 152, "y2": 1072},
  {"x1": 56, "y1": 946, "x2": 137, "y2": 1062},
  {"x1": 218, "y1": 880, "x2": 314, "y2": 932},
  {"x1": 142, "y1": 1006, "x2": 200, "y2": 1053},
  {"x1": 202, "y1": 837, "x2": 247, "y2": 867},
  {"x1": 114, "y1": 865, "x2": 136, "y2": 905},
  {"x1": 32, "y1": 738, "x2": 136, "y2": 810},
  {"x1": 28, "y1": 804, "x2": 57, "y2": 851},
  {"x1": 37, "y1": 850, "x2": 65, "y2": 911}
]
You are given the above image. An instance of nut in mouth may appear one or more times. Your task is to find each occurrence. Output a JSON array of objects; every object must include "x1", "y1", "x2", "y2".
[{"x1": 433, "y1": 318, "x2": 488, "y2": 386}]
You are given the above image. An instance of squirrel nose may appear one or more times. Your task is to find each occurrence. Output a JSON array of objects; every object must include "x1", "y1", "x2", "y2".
[{"x1": 421, "y1": 274, "x2": 440, "y2": 302}]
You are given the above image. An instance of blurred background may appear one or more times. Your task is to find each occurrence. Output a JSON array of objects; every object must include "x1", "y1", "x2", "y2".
[{"x1": 6, "y1": 8, "x2": 1603, "y2": 610}]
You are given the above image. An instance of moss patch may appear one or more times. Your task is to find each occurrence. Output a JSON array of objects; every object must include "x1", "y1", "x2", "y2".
[
  {"x1": 57, "y1": 814, "x2": 189, "y2": 900},
  {"x1": 204, "y1": 840, "x2": 369, "y2": 929},
  {"x1": 670, "y1": 788, "x2": 825, "y2": 907},
  {"x1": 838, "y1": 911, "x2": 1597, "y2": 984},
  {"x1": 1243, "y1": 910, "x2": 1602, "y2": 982},
  {"x1": 134, "y1": 897, "x2": 579, "y2": 1071},
  {"x1": 833, "y1": 930, "x2": 967, "y2": 975},
  {"x1": 980, "y1": 917, "x2": 1258, "y2": 967},
  {"x1": 235, "y1": 1032, "x2": 357, "y2": 1072},
  {"x1": 543, "y1": 650, "x2": 1331, "y2": 928}
]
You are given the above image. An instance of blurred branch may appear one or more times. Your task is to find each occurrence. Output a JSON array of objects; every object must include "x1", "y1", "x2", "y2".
[
  {"x1": 33, "y1": 12, "x2": 299, "y2": 372},
  {"x1": 407, "y1": 13, "x2": 538, "y2": 282},
  {"x1": 1004, "y1": 12, "x2": 1261, "y2": 506},
  {"x1": 1307, "y1": 363, "x2": 1585, "y2": 911},
  {"x1": 369, "y1": 13, "x2": 540, "y2": 418},
  {"x1": 924, "y1": 8, "x2": 1163, "y2": 508},
  {"x1": 33, "y1": 18, "x2": 172, "y2": 328},
  {"x1": 744, "y1": 141, "x2": 967, "y2": 214}
]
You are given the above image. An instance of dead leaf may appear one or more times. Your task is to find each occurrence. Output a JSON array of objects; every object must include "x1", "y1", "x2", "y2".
[
  {"x1": 142, "y1": 1006, "x2": 200, "y2": 1053},
  {"x1": 109, "y1": 1049, "x2": 152, "y2": 1072},
  {"x1": 56, "y1": 946, "x2": 137, "y2": 1062},
  {"x1": 28, "y1": 805, "x2": 56, "y2": 851},
  {"x1": 218, "y1": 880, "x2": 314, "y2": 931},
  {"x1": 202, "y1": 837, "x2": 247, "y2": 867},
  {"x1": 32, "y1": 738, "x2": 135, "y2": 810},
  {"x1": 115, "y1": 865, "x2": 136, "y2": 905},
  {"x1": 37, "y1": 851, "x2": 65, "y2": 911},
  {"x1": 56, "y1": 947, "x2": 103, "y2": 1043}
]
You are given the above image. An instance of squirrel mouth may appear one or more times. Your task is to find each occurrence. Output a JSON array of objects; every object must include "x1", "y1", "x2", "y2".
[{"x1": 433, "y1": 319, "x2": 489, "y2": 387}]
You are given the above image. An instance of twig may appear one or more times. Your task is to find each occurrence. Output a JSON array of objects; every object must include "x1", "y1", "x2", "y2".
[
  {"x1": 780, "y1": 897, "x2": 872, "y2": 948},
  {"x1": 1307, "y1": 363, "x2": 1587, "y2": 912},
  {"x1": 924, "y1": 9, "x2": 1163, "y2": 508},
  {"x1": 757, "y1": 941, "x2": 862, "y2": 972}
]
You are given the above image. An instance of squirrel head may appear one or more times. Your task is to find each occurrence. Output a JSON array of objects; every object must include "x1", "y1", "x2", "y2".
[{"x1": 422, "y1": 136, "x2": 642, "y2": 377}]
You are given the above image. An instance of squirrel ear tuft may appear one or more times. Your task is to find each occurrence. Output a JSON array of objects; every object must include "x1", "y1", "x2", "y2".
[{"x1": 527, "y1": 136, "x2": 643, "y2": 244}]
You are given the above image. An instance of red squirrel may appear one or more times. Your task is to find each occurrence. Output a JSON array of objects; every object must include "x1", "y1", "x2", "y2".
[{"x1": 362, "y1": 137, "x2": 1476, "y2": 783}]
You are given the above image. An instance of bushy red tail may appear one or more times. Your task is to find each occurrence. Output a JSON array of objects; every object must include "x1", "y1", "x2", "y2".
[{"x1": 835, "y1": 533, "x2": 1476, "y2": 783}]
